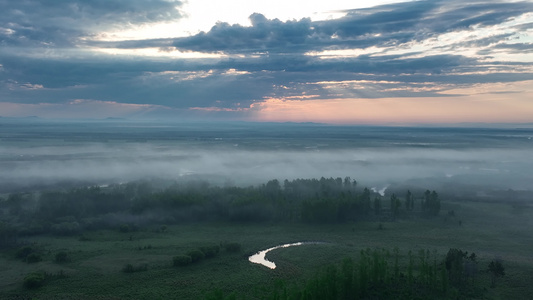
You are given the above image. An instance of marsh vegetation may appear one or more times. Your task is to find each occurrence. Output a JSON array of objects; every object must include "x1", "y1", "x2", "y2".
[{"x1": 0, "y1": 176, "x2": 532, "y2": 299}]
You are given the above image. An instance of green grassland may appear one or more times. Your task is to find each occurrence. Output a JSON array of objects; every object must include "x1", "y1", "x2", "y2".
[{"x1": 1, "y1": 199, "x2": 533, "y2": 299}]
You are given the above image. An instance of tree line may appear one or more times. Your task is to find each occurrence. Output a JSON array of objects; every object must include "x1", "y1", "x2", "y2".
[{"x1": 0, "y1": 177, "x2": 441, "y2": 244}]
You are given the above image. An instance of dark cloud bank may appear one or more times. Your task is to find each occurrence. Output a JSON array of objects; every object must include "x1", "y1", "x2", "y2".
[
  {"x1": 0, "y1": 0, "x2": 183, "y2": 47},
  {"x1": 172, "y1": 1, "x2": 532, "y2": 54},
  {"x1": 0, "y1": 0, "x2": 532, "y2": 112}
]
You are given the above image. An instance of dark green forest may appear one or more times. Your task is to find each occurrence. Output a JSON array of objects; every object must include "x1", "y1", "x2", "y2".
[{"x1": 0, "y1": 177, "x2": 441, "y2": 240}]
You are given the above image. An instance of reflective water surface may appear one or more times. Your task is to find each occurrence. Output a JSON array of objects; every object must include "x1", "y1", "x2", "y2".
[{"x1": 248, "y1": 242, "x2": 322, "y2": 269}]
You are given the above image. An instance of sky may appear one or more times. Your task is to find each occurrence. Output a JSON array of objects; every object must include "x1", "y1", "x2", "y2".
[{"x1": 0, "y1": 0, "x2": 532, "y2": 125}]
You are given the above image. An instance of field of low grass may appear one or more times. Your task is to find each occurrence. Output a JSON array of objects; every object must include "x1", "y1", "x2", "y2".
[{"x1": 1, "y1": 199, "x2": 533, "y2": 299}]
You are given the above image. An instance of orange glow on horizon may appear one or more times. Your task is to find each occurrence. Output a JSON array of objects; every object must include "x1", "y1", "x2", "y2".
[{"x1": 250, "y1": 94, "x2": 533, "y2": 125}]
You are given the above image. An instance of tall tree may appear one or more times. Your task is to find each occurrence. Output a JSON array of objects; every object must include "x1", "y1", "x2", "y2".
[
  {"x1": 361, "y1": 188, "x2": 371, "y2": 214},
  {"x1": 488, "y1": 260, "x2": 505, "y2": 288},
  {"x1": 374, "y1": 196, "x2": 382, "y2": 215},
  {"x1": 390, "y1": 193, "x2": 400, "y2": 219},
  {"x1": 405, "y1": 190, "x2": 413, "y2": 211}
]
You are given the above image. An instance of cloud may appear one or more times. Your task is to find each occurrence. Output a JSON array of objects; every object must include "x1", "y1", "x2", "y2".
[
  {"x1": 0, "y1": 0, "x2": 532, "y2": 120},
  {"x1": 173, "y1": 13, "x2": 314, "y2": 53},
  {"x1": 171, "y1": 1, "x2": 533, "y2": 54},
  {"x1": 0, "y1": 0, "x2": 184, "y2": 47},
  {"x1": 1, "y1": 51, "x2": 531, "y2": 112},
  {"x1": 0, "y1": 99, "x2": 172, "y2": 119},
  {"x1": 492, "y1": 42, "x2": 533, "y2": 53}
]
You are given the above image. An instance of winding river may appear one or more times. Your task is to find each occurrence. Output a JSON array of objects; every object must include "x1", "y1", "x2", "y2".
[{"x1": 248, "y1": 242, "x2": 322, "y2": 269}]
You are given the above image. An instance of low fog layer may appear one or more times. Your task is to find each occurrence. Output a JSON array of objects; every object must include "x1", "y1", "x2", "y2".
[{"x1": 1, "y1": 120, "x2": 532, "y2": 193}]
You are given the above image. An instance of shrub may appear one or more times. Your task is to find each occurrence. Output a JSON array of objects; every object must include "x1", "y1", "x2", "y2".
[
  {"x1": 119, "y1": 224, "x2": 130, "y2": 233},
  {"x1": 173, "y1": 255, "x2": 192, "y2": 267},
  {"x1": 51, "y1": 222, "x2": 80, "y2": 236},
  {"x1": 19, "y1": 223, "x2": 45, "y2": 236},
  {"x1": 56, "y1": 269, "x2": 67, "y2": 278},
  {"x1": 122, "y1": 264, "x2": 135, "y2": 273},
  {"x1": 23, "y1": 272, "x2": 46, "y2": 289},
  {"x1": 0, "y1": 221, "x2": 18, "y2": 248},
  {"x1": 55, "y1": 251, "x2": 69, "y2": 263},
  {"x1": 223, "y1": 242, "x2": 242, "y2": 253},
  {"x1": 122, "y1": 263, "x2": 148, "y2": 273},
  {"x1": 78, "y1": 234, "x2": 91, "y2": 241},
  {"x1": 26, "y1": 253, "x2": 42, "y2": 263},
  {"x1": 16, "y1": 246, "x2": 34, "y2": 259},
  {"x1": 136, "y1": 264, "x2": 148, "y2": 272},
  {"x1": 200, "y1": 245, "x2": 220, "y2": 258},
  {"x1": 186, "y1": 249, "x2": 205, "y2": 263}
]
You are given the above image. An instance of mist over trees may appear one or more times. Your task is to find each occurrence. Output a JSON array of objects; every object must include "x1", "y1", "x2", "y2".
[
  {"x1": 2, "y1": 121, "x2": 533, "y2": 196},
  {"x1": 0, "y1": 177, "x2": 442, "y2": 243}
]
